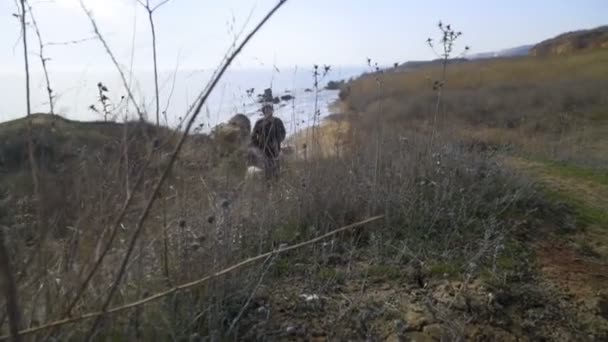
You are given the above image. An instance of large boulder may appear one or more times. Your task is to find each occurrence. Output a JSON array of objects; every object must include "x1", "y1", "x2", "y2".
[
  {"x1": 228, "y1": 113, "x2": 251, "y2": 134},
  {"x1": 211, "y1": 113, "x2": 252, "y2": 155}
]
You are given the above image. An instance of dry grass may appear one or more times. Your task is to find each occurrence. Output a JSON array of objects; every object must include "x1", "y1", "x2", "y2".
[
  {"x1": 341, "y1": 49, "x2": 608, "y2": 169},
  {"x1": 286, "y1": 118, "x2": 351, "y2": 159},
  {"x1": 0, "y1": 109, "x2": 552, "y2": 339}
]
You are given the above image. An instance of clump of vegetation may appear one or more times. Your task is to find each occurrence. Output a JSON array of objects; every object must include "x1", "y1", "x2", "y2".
[
  {"x1": 325, "y1": 79, "x2": 345, "y2": 90},
  {"x1": 88, "y1": 82, "x2": 125, "y2": 122}
]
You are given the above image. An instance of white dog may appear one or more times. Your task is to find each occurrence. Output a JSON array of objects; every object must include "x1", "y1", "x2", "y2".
[
  {"x1": 245, "y1": 165, "x2": 263, "y2": 179},
  {"x1": 244, "y1": 146, "x2": 265, "y2": 180}
]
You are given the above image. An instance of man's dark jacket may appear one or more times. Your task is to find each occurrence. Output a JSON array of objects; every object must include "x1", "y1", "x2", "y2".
[{"x1": 251, "y1": 116, "x2": 286, "y2": 158}]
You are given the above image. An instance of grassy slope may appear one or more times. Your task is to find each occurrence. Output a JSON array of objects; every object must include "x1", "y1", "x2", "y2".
[
  {"x1": 531, "y1": 25, "x2": 608, "y2": 56},
  {"x1": 346, "y1": 49, "x2": 608, "y2": 226},
  {"x1": 348, "y1": 49, "x2": 608, "y2": 95},
  {"x1": 327, "y1": 49, "x2": 608, "y2": 339},
  {"x1": 343, "y1": 49, "x2": 608, "y2": 165}
]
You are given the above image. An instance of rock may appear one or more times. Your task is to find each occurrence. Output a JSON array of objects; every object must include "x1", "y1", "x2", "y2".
[
  {"x1": 304, "y1": 88, "x2": 313, "y2": 92},
  {"x1": 405, "y1": 309, "x2": 429, "y2": 332},
  {"x1": 280, "y1": 94, "x2": 294, "y2": 101},
  {"x1": 422, "y1": 324, "x2": 446, "y2": 340},
  {"x1": 228, "y1": 113, "x2": 251, "y2": 133},
  {"x1": 285, "y1": 325, "x2": 297, "y2": 335},
  {"x1": 211, "y1": 121, "x2": 248, "y2": 152},
  {"x1": 284, "y1": 324, "x2": 306, "y2": 337},
  {"x1": 256, "y1": 306, "x2": 267, "y2": 314},
  {"x1": 253, "y1": 286, "x2": 271, "y2": 304},
  {"x1": 262, "y1": 88, "x2": 273, "y2": 102},
  {"x1": 256, "y1": 88, "x2": 282, "y2": 104},
  {"x1": 256, "y1": 305, "x2": 269, "y2": 319},
  {"x1": 300, "y1": 293, "x2": 320, "y2": 301}
]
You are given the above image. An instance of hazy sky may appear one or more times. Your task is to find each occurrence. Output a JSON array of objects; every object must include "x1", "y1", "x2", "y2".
[{"x1": 1, "y1": 0, "x2": 607, "y2": 73}]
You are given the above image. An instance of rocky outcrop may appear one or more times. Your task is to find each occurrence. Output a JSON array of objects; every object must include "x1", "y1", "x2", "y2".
[
  {"x1": 531, "y1": 26, "x2": 608, "y2": 56},
  {"x1": 256, "y1": 88, "x2": 294, "y2": 104}
]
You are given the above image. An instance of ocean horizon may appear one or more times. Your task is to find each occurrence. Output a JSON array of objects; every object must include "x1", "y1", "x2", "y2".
[{"x1": 0, "y1": 66, "x2": 366, "y2": 135}]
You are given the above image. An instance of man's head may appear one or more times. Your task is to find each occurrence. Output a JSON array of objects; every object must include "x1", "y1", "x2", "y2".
[{"x1": 261, "y1": 104, "x2": 274, "y2": 118}]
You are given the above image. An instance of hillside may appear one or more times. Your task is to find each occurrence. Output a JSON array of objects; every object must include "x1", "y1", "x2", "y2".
[
  {"x1": 531, "y1": 25, "x2": 608, "y2": 56},
  {"x1": 468, "y1": 44, "x2": 532, "y2": 59},
  {"x1": 0, "y1": 114, "x2": 229, "y2": 245},
  {"x1": 322, "y1": 47, "x2": 608, "y2": 340},
  {"x1": 394, "y1": 25, "x2": 608, "y2": 68},
  {"x1": 396, "y1": 57, "x2": 469, "y2": 72}
]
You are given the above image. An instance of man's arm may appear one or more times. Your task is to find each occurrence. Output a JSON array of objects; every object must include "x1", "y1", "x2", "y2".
[
  {"x1": 251, "y1": 120, "x2": 261, "y2": 147},
  {"x1": 276, "y1": 118, "x2": 286, "y2": 143}
]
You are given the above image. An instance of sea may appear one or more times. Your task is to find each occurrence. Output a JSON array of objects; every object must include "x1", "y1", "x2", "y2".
[{"x1": 0, "y1": 66, "x2": 365, "y2": 136}]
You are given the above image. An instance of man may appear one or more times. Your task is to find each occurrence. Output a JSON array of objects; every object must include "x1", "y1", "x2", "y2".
[{"x1": 251, "y1": 104, "x2": 286, "y2": 180}]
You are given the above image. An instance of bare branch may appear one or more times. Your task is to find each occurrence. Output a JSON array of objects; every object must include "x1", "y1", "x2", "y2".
[
  {"x1": 26, "y1": 0, "x2": 54, "y2": 114},
  {"x1": 151, "y1": 0, "x2": 170, "y2": 12},
  {"x1": 161, "y1": 54, "x2": 180, "y2": 125},
  {"x1": 18, "y1": 0, "x2": 43, "y2": 300},
  {"x1": 19, "y1": 0, "x2": 31, "y2": 118},
  {"x1": 136, "y1": 0, "x2": 169, "y2": 126},
  {"x1": 45, "y1": 36, "x2": 97, "y2": 46},
  {"x1": 0, "y1": 215, "x2": 384, "y2": 340}
]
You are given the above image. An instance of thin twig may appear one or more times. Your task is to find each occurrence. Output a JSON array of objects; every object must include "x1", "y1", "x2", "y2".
[
  {"x1": 26, "y1": 0, "x2": 54, "y2": 114},
  {"x1": 18, "y1": 0, "x2": 43, "y2": 308},
  {"x1": 45, "y1": 36, "x2": 97, "y2": 46},
  {"x1": 0, "y1": 215, "x2": 383, "y2": 340},
  {"x1": 161, "y1": 53, "x2": 181, "y2": 126},
  {"x1": 18, "y1": 0, "x2": 31, "y2": 119},
  {"x1": 82, "y1": 2, "x2": 289, "y2": 340},
  {"x1": 137, "y1": 0, "x2": 170, "y2": 126}
]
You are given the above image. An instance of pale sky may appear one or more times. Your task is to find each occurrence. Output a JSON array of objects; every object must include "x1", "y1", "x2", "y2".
[{"x1": 1, "y1": 0, "x2": 607, "y2": 73}]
